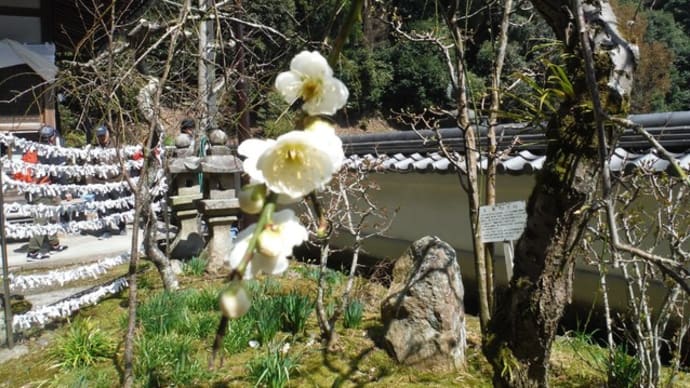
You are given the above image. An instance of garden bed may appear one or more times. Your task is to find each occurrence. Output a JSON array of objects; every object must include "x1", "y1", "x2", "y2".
[{"x1": 0, "y1": 261, "x2": 688, "y2": 387}]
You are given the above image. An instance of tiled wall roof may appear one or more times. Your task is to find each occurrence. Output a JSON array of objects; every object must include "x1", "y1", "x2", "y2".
[{"x1": 341, "y1": 111, "x2": 690, "y2": 175}]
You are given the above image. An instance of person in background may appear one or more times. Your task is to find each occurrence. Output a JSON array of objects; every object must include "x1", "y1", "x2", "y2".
[
  {"x1": 95, "y1": 124, "x2": 112, "y2": 147},
  {"x1": 180, "y1": 118, "x2": 195, "y2": 137},
  {"x1": 92, "y1": 124, "x2": 127, "y2": 239},
  {"x1": 26, "y1": 125, "x2": 69, "y2": 261}
]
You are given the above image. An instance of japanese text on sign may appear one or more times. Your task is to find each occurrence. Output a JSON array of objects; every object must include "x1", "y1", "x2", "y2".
[{"x1": 479, "y1": 201, "x2": 527, "y2": 243}]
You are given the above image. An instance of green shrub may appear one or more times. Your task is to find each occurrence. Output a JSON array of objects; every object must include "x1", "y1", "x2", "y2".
[
  {"x1": 50, "y1": 318, "x2": 115, "y2": 370},
  {"x1": 223, "y1": 315, "x2": 255, "y2": 355},
  {"x1": 343, "y1": 300, "x2": 364, "y2": 329},
  {"x1": 135, "y1": 332, "x2": 207, "y2": 387},
  {"x1": 183, "y1": 256, "x2": 208, "y2": 276},
  {"x1": 246, "y1": 341, "x2": 299, "y2": 388},
  {"x1": 278, "y1": 292, "x2": 313, "y2": 335}
]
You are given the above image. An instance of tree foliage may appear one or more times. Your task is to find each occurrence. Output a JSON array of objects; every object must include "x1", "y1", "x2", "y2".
[{"x1": 54, "y1": 0, "x2": 690, "y2": 138}]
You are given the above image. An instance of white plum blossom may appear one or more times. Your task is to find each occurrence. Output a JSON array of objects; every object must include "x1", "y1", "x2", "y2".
[
  {"x1": 256, "y1": 130, "x2": 344, "y2": 199},
  {"x1": 238, "y1": 129, "x2": 344, "y2": 200},
  {"x1": 275, "y1": 50, "x2": 349, "y2": 116},
  {"x1": 226, "y1": 209, "x2": 308, "y2": 279}
]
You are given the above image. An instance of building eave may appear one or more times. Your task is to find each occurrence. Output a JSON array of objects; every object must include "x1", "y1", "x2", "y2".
[{"x1": 341, "y1": 111, "x2": 690, "y2": 176}]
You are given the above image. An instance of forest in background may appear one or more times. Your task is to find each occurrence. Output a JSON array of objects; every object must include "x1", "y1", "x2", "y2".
[{"x1": 55, "y1": 0, "x2": 690, "y2": 143}]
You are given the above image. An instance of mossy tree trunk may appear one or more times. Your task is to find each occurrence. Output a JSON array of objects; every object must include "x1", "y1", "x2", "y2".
[{"x1": 482, "y1": 1, "x2": 637, "y2": 387}]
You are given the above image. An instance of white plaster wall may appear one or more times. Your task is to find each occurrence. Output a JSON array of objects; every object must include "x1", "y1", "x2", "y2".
[{"x1": 330, "y1": 172, "x2": 676, "y2": 313}]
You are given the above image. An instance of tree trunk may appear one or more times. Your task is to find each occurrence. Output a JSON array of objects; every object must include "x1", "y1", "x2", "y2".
[
  {"x1": 144, "y1": 206, "x2": 179, "y2": 291},
  {"x1": 442, "y1": 2, "x2": 491, "y2": 333},
  {"x1": 483, "y1": 1, "x2": 637, "y2": 386}
]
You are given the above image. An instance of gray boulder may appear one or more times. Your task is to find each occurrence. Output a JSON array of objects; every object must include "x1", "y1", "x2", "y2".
[{"x1": 380, "y1": 236, "x2": 466, "y2": 369}]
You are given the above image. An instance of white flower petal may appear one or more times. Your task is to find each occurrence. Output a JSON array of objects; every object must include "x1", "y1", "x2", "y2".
[
  {"x1": 238, "y1": 138, "x2": 271, "y2": 158},
  {"x1": 314, "y1": 131, "x2": 344, "y2": 169},
  {"x1": 227, "y1": 224, "x2": 256, "y2": 273},
  {"x1": 272, "y1": 209, "x2": 309, "y2": 251},
  {"x1": 251, "y1": 253, "x2": 289, "y2": 277},
  {"x1": 257, "y1": 228, "x2": 284, "y2": 257},
  {"x1": 220, "y1": 286, "x2": 251, "y2": 319},
  {"x1": 238, "y1": 139, "x2": 274, "y2": 184},
  {"x1": 276, "y1": 194, "x2": 302, "y2": 205},
  {"x1": 304, "y1": 119, "x2": 336, "y2": 136},
  {"x1": 275, "y1": 71, "x2": 302, "y2": 104},
  {"x1": 238, "y1": 184, "x2": 266, "y2": 214},
  {"x1": 291, "y1": 51, "x2": 332, "y2": 78},
  {"x1": 274, "y1": 51, "x2": 348, "y2": 116},
  {"x1": 226, "y1": 210, "x2": 307, "y2": 279}
]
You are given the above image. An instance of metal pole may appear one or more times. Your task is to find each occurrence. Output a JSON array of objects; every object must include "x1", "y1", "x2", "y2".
[{"x1": 0, "y1": 160, "x2": 14, "y2": 348}]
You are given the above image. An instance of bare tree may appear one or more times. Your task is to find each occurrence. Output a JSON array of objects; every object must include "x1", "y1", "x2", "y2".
[
  {"x1": 585, "y1": 170, "x2": 690, "y2": 386},
  {"x1": 303, "y1": 166, "x2": 395, "y2": 349}
]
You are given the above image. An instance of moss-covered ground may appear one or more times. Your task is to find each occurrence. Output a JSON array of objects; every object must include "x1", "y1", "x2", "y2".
[{"x1": 1, "y1": 262, "x2": 688, "y2": 387}]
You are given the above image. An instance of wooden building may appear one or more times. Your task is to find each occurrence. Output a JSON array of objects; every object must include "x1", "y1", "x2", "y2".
[{"x1": 0, "y1": 0, "x2": 149, "y2": 137}]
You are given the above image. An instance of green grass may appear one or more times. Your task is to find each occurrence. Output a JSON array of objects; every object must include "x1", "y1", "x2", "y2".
[
  {"x1": 185, "y1": 286, "x2": 220, "y2": 313},
  {"x1": 136, "y1": 290, "x2": 191, "y2": 335}
]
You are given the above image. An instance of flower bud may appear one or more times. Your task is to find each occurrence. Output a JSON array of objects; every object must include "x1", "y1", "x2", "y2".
[
  {"x1": 219, "y1": 284, "x2": 251, "y2": 319},
  {"x1": 257, "y1": 225, "x2": 284, "y2": 258},
  {"x1": 238, "y1": 184, "x2": 267, "y2": 214},
  {"x1": 304, "y1": 117, "x2": 335, "y2": 136}
]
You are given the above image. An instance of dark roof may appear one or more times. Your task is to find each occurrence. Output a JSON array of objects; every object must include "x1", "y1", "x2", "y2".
[{"x1": 341, "y1": 111, "x2": 690, "y2": 175}]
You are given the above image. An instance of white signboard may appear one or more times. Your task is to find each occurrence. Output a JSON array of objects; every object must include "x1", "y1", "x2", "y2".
[{"x1": 479, "y1": 201, "x2": 527, "y2": 243}]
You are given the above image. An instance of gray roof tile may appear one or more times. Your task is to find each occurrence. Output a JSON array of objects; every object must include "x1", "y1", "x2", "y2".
[{"x1": 342, "y1": 111, "x2": 690, "y2": 175}]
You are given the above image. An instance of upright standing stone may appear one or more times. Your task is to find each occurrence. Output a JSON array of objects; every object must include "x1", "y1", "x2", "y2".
[{"x1": 380, "y1": 236, "x2": 466, "y2": 369}]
